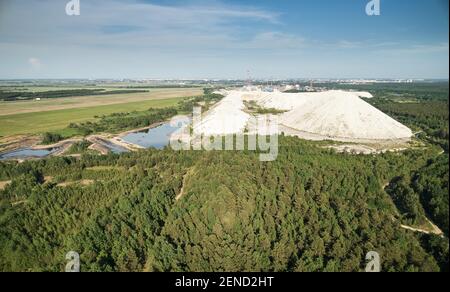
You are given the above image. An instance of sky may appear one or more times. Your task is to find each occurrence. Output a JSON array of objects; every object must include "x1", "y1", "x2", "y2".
[{"x1": 0, "y1": 0, "x2": 448, "y2": 79}]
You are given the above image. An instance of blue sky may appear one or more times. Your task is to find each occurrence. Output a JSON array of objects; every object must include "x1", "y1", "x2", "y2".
[{"x1": 0, "y1": 0, "x2": 448, "y2": 79}]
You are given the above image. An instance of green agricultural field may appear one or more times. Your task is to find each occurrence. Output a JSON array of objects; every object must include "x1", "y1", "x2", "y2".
[
  {"x1": 0, "y1": 88, "x2": 203, "y2": 115},
  {"x1": 0, "y1": 97, "x2": 186, "y2": 136}
]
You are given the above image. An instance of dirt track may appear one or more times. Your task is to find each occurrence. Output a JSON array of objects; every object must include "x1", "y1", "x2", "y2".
[{"x1": 401, "y1": 218, "x2": 444, "y2": 237}]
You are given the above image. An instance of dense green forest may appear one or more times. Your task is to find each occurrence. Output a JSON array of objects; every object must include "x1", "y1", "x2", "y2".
[
  {"x1": 0, "y1": 137, "x2": 448, "y2": 272},
  {"x1": 0, "y1": 84, "x2": 448, "y2": 272},
  {"x1": 369, "y1": 99, "x2": 449, "y2": 152}
]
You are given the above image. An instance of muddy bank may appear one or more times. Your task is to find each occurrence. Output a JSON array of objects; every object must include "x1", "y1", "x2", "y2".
[
  {"x1": 87, "y1": 135, "x2": 132, "y2": 155},
  {"x1": 1, "y1": 118, "x2": 179, "y2": 160},
  {"x1": 34, "y1": 139, "x2": 82, "y2": 156},
  {"x1": 0, "y1": 135, "x2": 41, "y2": 153},
  {"x1": 0, "y1": 137, "x2": 81, "y2": 161},
  {"x1": 85, "y1": 122, "x2": 169, "y2": 154},
  {"x1": 32, "y1": 138, "x2": 81, "y2": 151}
]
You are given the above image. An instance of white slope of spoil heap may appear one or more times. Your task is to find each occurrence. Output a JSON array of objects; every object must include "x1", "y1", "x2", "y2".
[
  {"x1": 255, "y1": 92, "x2": 315, "y2": 111},
  {"x1": 194, "y1": 89, "x2": 412, "y2": 142},
  {"x1": 194, "y1": 91, "x2": 250, "y2": 135},
  {"x1": 256, "y1": 91, "x2": 373, "y2": 111},
  {"x1": 274, "y1": 90, "x2": 412, "y2": 140}
]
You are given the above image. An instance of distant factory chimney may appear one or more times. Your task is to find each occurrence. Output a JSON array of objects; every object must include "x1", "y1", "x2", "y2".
[{"x1": 246, "y1": 70, "x2": 252, "y2": 86}]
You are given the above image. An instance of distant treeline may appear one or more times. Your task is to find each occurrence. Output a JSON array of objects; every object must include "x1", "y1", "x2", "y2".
[
  {"x1": 332, "y1": 82, "x2": 450, "y2": 101},
  {"x1": 0, "y1": 89, "x2": 149, "y2": 101},
  {"x1": 119, "y1": 85, "x2": 203, "y2": 89}
]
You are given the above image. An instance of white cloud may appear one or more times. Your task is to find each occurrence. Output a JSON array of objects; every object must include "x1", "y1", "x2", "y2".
[
  {"x1": 336, "y1": 40, "x2": 363, "y2": 49},
  {"x1": 245, "y1": 32, "x2": 305, "y2": 49},
  {"x1": 28, "y1": 57, "x2": 42, "y2": 69},
  {"x1": 0, "y1": 0, "x2": 447, "y2": 79},
  {"x1": 0, "y1": 0, "x2": 281, "y2": 47},
  {"x1": 374, "y1": 42, "x2": 450, "y2": 55}
]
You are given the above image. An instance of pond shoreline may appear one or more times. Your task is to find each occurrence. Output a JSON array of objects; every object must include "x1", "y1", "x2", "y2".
[
  {"x1": 116, "y1": 121, "x2": 167, "y2": 139},
  {"x1": 0, "y1": 121, "x2": 171, "y2": 161},
  {"x1": 109, "y1": 121, "x2": 169, "y2": 151}
]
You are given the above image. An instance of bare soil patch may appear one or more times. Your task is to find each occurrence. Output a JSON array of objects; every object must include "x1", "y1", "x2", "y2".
[{"x1": 0, "y1": 181, "x2": 11, "y2": 190}]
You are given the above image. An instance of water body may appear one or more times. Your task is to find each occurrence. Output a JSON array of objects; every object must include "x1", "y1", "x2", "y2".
[
  {"x1": 122, "y1": 121, "x2": 187, "y2": 150},
  {"x1": 0, "y1": 148, "x2": 58, "y2": 160},
  {"x1": 0, "y1": 120, "x2": 186, "y2": 160},
  {"x1": 97, "y1": 140, "x2": 129, "y2": 154}
]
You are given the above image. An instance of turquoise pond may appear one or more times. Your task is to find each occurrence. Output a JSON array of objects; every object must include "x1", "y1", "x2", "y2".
[
  {"x1": 121, "y1": 121, "x2": 186, "y2": 150},
  {"x1": 0, "y1": 148, "x2": 58, "y2": 160}
]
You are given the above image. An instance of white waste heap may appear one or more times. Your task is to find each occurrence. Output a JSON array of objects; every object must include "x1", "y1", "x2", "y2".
[{"x1": 193, "y1": 89, "x2": 413, "y2": 142}]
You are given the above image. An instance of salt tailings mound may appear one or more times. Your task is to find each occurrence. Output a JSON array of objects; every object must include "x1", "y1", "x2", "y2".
[
  {"x1": 194, "y1": 91, "x2": 250, "y2": 135},
  {"x1": 194, "y1": 90, "x2": 413, "y2": 142},
  {"x1": 277, "y1": 90, "x2": 412, "y2": 141}
]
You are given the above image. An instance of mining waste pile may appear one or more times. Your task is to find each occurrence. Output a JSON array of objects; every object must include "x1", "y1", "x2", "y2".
[{"x1": 194, "y1": 90, "x2": 413, "y2": 143}]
